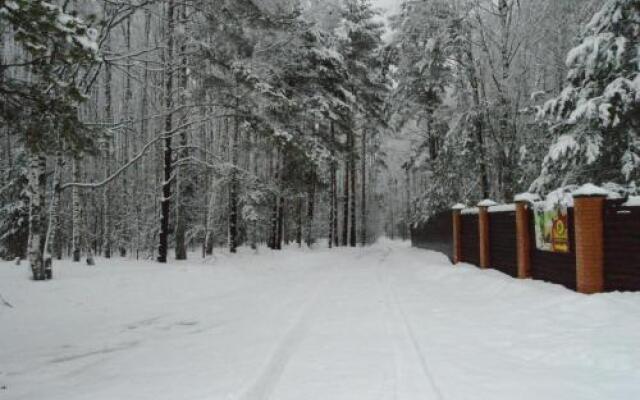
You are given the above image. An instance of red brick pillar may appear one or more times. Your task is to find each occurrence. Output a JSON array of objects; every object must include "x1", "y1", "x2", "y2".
[
  {"x1": 452, "y1": 204, "x2": 465, "y2": 264},
  {"x1": 515, "y1": 201, "x2": 532, "y2": 279},
  {"x1": 478, "y1": 200, "x2": 495, "y2": 269},
  {"x1": 573, "y1": 187, "x2": 607, "y2": 294}
]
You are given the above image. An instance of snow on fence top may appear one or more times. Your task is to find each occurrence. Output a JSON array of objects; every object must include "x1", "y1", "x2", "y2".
[
  {"x1": 453, "y1": 184, "x2": 636, "y2": 215},
  {"x1": 488, "y1": 204, "x2": 516, "y2": 213},
  {"x1": 477, "y1": 199, "x2": 498, "y2": 207},
  {"x1": 622, "y1": 196, "x2": 640, "y2": 207},
  {"x1": 514, "y1": 192, "x2": 541, "y2": 203},
  {"x1": 572, "y1": 183, "x2": 610, "y2": 197}
]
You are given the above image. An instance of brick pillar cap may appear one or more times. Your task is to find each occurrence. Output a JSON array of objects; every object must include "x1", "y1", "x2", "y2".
[
  {"x1": 514, "y1": 192, "x2": 541, "y2": 203},
  {"x1": 572, "y1": 183, "x2": 609, "y2": 198},
  {"x1": 451, "y1": 203, "x2": 466, "y2": 211},
  {"x1": 477, "y1": 199, "x2": 497, "y2": 207}
]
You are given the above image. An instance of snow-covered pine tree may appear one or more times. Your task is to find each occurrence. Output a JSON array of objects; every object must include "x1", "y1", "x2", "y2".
[
  {"x1": 389, "y1": 0, "x2": 465, "y2": 220},
  {"x1": 0, "y1": 1, "x2": 99, "y2": 279},
  {"x1": 534, "y1": 0, "x2": 640, "y2": 192},
  {"x1": 337, "y1": 0, "x2": 388, "y2": 247}
]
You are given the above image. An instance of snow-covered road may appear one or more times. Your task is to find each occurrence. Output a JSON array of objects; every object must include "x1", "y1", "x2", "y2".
[{"x1": 1, "y1": 240, "x2": 640, "y2": 399}]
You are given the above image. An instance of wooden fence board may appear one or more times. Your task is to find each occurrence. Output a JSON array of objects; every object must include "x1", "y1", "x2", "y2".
[
  {"x1": 410, "y1": 211, "x2": 453, "y2": 261},
  {"x1": 489, "y1": 211, "x2": 518, "y2": 277},
  {"x1": 460, "y1": 214, "x2": 480, "y2": 266},
  {"x1": 604, "y1": 203, "x2": 640, "y2": 291}
]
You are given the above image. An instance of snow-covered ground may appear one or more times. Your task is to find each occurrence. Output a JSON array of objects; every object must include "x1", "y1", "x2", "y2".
[{"x1": 1, "y1": 240, "x2": 640, "y2": 400}]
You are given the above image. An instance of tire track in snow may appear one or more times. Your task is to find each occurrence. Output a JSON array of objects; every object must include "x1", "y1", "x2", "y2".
[
  {"x1": 376, "y1": 245, "x2": 445, "y2": 400},
  {"x1": 237, "y1": 265, "x2": 334, "y2": 400}
]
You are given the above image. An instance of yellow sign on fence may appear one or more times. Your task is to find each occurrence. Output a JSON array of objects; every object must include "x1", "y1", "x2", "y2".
[{"x1": 533, "y1": 204, "x2": 570, "y2": 253}]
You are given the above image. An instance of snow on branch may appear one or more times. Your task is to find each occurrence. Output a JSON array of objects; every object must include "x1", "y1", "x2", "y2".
[{"x1": 60, "y1": 118, "x2": 209, "y2": 191}]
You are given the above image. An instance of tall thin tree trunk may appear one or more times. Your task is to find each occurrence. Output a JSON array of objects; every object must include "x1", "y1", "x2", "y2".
[
  {"x1": 72, "y1": 157, "x2": 82, "y2": 262},
  {"x1": 158, "y1": 0, "x2": 175, "y2": 263},
  {"x1": 205, "y1": 116, "x2": 220, "y2": 256},
  {"x1": 283, "y1": 199, "x2": 289, "y2": 245},
  {"x1": 119, "y1": 15, "x2": 133, "y2": 259},
  {"x1": 249, "y1": 131, "x2": 257, "y2": 250},
  {"x1": 404, "y1": 167, "x2": 411, "y2": 241},
  {"x1": 329, "y1": 121, "x2": 338, "y2": 248},
  {"x1": 277, "y1": 195, "x2": 284, "y2": 250},
  {"x1": 390, "y1": 179, "x2": 396, "y2": 240},
  {"x1": 103, "y1": 35, "x2": 113, "y2": 259},
  {"x1": 342, "y1": 157, "x2": 349, "y2": 246},
  {"x1": 349, "y1": 131, "x2": 356, "y2": 248},
  {"x1": 43, "y1": 152, "x2": 63, "y2": 278},
  {"x1": 296, "y1": 196, "x2": 302, "y2": 247},
  {"x1": 305, "y1": 172, "x2": 315, "y2": 247},
  {"x1": 498, "y1": 0, "x2": 514, "y2": 201},
  {"x1": 136, "y1": 9, "x2": 151, "y2": 260},
  {"x1": 360, "y1": 129, "x2": 367, "y2": 246},
  {"x1": 277, "y1": 153, "x2": 284, "y2": 249},
  {"x1": 26, "y1": 134, "x2": 46, "y2": 280},
  {"x1": 229, "y1": 97, "x2": 240, "y2": 253},
  {"x1": 332, "y1": 177, "x2": 338, "y2": 247},
  {"x1": 175, "y1": 4, "x2": 189, "y2": 260}
]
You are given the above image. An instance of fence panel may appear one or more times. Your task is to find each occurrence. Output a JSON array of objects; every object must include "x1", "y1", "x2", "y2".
[
  {"x1": 604, "y1": 202, "x2": 640, "y2": 291},
  {"x1": 409, "y1": 199, "x2": 640, "y2": 293},
  {"x1": 489, "y1": 211, "x2": 518, "y2": 277},
  {"x1": 410, "y1": 211, "x2": 453, "y2": 261},
  {"x1": 528, "y1": 208, "x2": 577, "y2": 290},
  {"x1": 460, "y1": 213, "x2": 480, "y2": 266}
]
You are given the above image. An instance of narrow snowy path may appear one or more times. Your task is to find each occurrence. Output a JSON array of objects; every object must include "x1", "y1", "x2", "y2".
[{"x1": 1, "y1": 240, "x2": 640, "y2": 400}]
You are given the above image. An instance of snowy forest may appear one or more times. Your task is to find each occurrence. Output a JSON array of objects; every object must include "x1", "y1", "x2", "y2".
[{"x1": 1, "y1": 0, "x2": 639, "y2": 280}]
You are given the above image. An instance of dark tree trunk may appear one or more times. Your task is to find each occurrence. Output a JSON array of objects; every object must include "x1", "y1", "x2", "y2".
[
  {"x1": 349, "y1": 131, "x2": 356, "y2": 248},
  {"x1": 249, "y1": 131, "x2": 258, "y2": 250},
  {"x1": 360, "y1": 129, "x2": 367, "y2": 246},
  {"x1": 270, "y1": 199, "x2": 278, "y2": 249},
  {"x1": 283, "y1": 199, "x2": 290, "y2": 245},
  {"x1": 305, "y1": 173, "x2": 315, "y2": 247},
  {"x1": 498, "y1": 0, "x2": 514, "y2": 201},
  {"x1": 26, "y1": 144, "x2": 46, "y2": 281},
  {"x1": 332, "y1": 173, "x2": 339, "y2": 247},
  {"x1": 158, "y1": 0, "x2": 175, "y2": 263},
  {"x1": 103, "y1": 35, "x2": 113, "y2": 259},
  {"x1": 72, "y1": 157, "x2": 82, "y2": 262},
  {"x1": 404, "y1": 168, "x2": 411, "y2": 241},
  {"x1": 229, "y1": 108, "x2": 240, "y2": 253},
  {"x1": 269, "y1": 149, "x2": 279, "y2": 249},
  {"x1": 276, "y1": 195, "x2": 284, "y2": 250},
  {"x1": 276, "y1": 153, "x2": 284, "y2": 250},
  {"x1": 329, "y1": 121, "x2": 337, "y2": 248},
  {"x1": 296, "y1": 196, "x2": 302, "y2": 247},
  {"x1": 175, "y1": 4, "x2": 189, "y2": 260},
  {"x1": 342, "y1": 158, "x2": 349, "y2": 247}
]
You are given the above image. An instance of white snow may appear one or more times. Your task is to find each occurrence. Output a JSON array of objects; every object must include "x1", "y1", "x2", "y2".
[
  {"x1": 451, "y1": 203, "x2": 466, "y2": 210},
  {"x1": 572, "y1": 183, "x2": 610, "y2": 197},
  {"x1": 622, "y1": 196, "x2": 640, "y2": 207},
  {"x1": 488, "y1": 204, "x2": 516, "y2": 213},
  {"x1": 477, "y1": 199, "x2": 498, "y2": 207},
  {"x1": 540, "y1": 187, "x2": 576, "y2": 210},
  {"x1": 514, "y1": 192, "x2": 541, "y2": 203},
  {"x1": 1, "y1": 241, "x2": 640, "y2": 400},
  {"x1": 461, "y1": 207, "x2": 479, "y2": 215}
]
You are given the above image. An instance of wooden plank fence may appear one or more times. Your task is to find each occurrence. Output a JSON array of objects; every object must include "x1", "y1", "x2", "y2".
[{"x1": 410, "y1": 194, "x2": 640, "y2": 293}]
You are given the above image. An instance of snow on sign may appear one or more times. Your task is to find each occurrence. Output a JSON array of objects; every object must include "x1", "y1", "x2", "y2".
[{"x1": 533, "y1": 203, "x2": 570, "y2": 253}]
